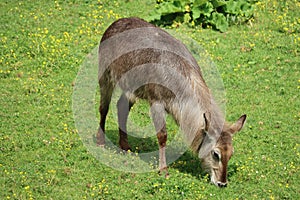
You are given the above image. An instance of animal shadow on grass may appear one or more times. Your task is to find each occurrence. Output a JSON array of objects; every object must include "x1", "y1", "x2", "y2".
[
  {"x1": 93, "y1": 130, "x2": 238, "y2": 180},
  {"x1": 93, "y1": 130, "x2": 159, "y2": 153},
  {"x1": 170, "y1": 151, "x2": 207, "y2": 179},
  {"x1": 170, "y1": 151, "x2": 239, "y2": 181}
]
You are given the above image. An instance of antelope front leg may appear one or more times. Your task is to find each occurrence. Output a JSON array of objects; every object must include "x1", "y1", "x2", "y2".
[
  {"x1": 157, "y1": 128, "x2": 168, "y2": 177},
  {"x1": 151, "y1": 102, "x2": 169, "y2": 177}
]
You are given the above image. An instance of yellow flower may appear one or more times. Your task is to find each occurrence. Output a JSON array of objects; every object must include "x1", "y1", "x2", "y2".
[
  {"x1": 283, "y1": 27, "x2": 289, "y2": 32},
  {"x1": 185, "y1": 5, "x2": 190, "y2": 12}
]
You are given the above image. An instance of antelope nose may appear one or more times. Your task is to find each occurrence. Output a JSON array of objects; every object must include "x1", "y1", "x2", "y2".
[{"x1": 217, "y1": 182, "x2": 227, "y2": 188}]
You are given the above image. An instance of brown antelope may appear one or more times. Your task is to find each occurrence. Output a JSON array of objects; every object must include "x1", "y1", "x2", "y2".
[{"x1": 97, "y1": 17, "x2": 246, "y2": 187}]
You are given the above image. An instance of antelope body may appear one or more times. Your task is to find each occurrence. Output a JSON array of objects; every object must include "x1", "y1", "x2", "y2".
[{"x1": 97, "y1": 17, "x2": 246, "y2": 187}]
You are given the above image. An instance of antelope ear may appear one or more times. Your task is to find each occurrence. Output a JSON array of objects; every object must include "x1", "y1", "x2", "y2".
[
  {"x1": 231, "y1": 114, "x2": 247, "y2": 134},
  {"x1": 203, "y1": 112, "x2": 210, "y2": 132}
]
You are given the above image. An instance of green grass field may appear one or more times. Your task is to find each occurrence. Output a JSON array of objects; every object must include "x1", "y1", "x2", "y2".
[{"x1": 1, "y1": 0, "x2": 299, "y2": 199}]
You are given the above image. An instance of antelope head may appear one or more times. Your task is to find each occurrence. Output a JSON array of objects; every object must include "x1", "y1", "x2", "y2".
[{"x1": 200, "y1": 115, "x2": 247, "y2": 187}]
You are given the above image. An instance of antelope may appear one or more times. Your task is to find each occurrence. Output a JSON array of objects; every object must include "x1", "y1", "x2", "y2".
[{"x1": 96, "y1": 17, "x2": 246, "y2": 187}]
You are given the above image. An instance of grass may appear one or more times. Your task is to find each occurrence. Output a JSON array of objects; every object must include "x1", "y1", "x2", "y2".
[{"x1": 0, "y1": 0, "x2": 299, "y2": 199}]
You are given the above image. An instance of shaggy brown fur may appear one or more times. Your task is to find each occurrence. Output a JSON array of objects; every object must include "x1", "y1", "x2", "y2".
[{"x1": 97, "y1": 17, "x2": 246, "y2": 186}]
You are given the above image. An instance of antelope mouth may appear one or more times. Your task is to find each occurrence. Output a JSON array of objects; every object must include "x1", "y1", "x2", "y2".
[
  {"x1": 210, "y1": 168, "x2": 218, "y2": 185},
  {"x1": 217, "y1": 181, "x2": 227, "y2": 187},
  {"x1": 210, "y1": 169, "x2": 227, "y2": 187}
]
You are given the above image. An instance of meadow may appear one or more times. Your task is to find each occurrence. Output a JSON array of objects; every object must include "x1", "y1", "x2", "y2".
[{"x1": 0, "y1": 0, "x2": 299, "y2": 199}]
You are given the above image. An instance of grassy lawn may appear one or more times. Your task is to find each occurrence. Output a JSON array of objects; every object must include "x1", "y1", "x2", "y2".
[{"x1": 1, "y1": 0, "x2": 299, "y2": 199}]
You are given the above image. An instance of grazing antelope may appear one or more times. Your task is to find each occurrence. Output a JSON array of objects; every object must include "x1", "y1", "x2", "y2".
[{"x1": 97, "y1": 17, "x2": 246, "y2": 187}]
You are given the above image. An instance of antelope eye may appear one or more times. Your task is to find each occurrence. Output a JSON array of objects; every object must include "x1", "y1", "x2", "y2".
[{"x1": 212, "y1": 150, "x2": 220, "y2": 161}]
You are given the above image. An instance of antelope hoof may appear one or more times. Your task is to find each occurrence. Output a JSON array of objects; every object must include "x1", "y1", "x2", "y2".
[
  {"x1": 159, "y1": 167, "x2": 169, "y2": 178},
  {"x1": 120, "y1": 147, "x2": 132, "y2": 153},
  {"x1": 119, "y1": 141, "x2": 131, "y2": 152},
  {"x1": 96, "y1": 139, "x2": 105, "y2": 147},
  {"x1": 97, "y1": 144, "x2": 105, "y2": 148},
  {"x1": 96, "y1": 137, "x2": 105, "y2": 147},
  {"x1": 96, "y1": 130, "x2": 105, "y2": 147}
]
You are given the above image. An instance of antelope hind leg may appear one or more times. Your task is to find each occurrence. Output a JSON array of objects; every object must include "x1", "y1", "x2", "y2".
[
  {"x1": 97, "y1": 84, "x2": 113, "y2": 147},
  {"x1": 117, "y1": 94, "x2": 134, "y2": 151}
]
